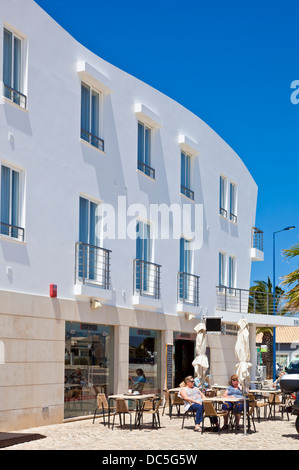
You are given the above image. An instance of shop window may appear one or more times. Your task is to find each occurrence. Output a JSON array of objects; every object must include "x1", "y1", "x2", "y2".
[
  {"x1": 64, "y1": 322, "x2": 114, "y2": 419},
  {"x1": 129, "y1": 328, "x2": 161, "y2": 395}
]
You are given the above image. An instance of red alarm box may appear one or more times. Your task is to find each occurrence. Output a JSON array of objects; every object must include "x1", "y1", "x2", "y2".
[{"x1": 50, "y1": 284, "x2": 57, "y2": 298}]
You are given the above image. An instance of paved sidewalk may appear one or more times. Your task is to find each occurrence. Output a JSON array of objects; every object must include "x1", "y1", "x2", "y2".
[{"x1": 2, "y1": 412, "x2": 299, "y2": 451}]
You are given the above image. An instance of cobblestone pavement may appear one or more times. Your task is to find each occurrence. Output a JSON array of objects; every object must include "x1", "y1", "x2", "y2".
[{"x1": 3, "y1": 412, "x2": 299, "y2": 451}]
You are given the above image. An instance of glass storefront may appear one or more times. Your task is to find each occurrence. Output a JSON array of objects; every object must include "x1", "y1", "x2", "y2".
[
  {"x1": 129, "y1": 328, "x2": 161, "y2": 394},
  {"x1": 64, "y1": 321, "x2": 114, "y2": 419}
]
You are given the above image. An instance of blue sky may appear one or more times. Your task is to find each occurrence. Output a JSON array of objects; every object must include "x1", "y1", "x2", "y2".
[{"x1": 35, "y1": 0, "x2": 299, "y2": 290}]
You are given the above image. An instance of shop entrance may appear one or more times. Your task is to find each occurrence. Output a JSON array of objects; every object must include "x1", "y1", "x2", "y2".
[{"x1": 174, "y1": 333, "x2": 196, "y2": 387}]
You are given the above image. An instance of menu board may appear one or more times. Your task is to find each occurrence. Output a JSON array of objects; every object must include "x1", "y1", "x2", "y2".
[{"x1": 166, "y1": 344, "x2": 173, "y2": 389}]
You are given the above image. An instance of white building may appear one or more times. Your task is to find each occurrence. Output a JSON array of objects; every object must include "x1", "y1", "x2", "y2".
[{"x1": 0, "y1": 0, "x2": 296, "y2": 431}]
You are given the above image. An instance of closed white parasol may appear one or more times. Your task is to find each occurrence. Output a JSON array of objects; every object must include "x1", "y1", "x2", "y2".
[
  {"x1": 235, "y1": 318, "x2": 252, "y2": 434},
  {"x1": 192, "y1": 321, "x2": 209, "y2": 380}
]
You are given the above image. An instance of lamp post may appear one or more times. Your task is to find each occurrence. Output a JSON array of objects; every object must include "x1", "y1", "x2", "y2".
[{"x1": 272, "y1": 226, "x2": 295, "y2": 382}]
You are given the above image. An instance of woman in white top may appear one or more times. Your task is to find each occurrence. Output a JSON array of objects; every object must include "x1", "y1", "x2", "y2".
[{"x1": 179, "y1": 376, "x2": 206, "y2": 431}]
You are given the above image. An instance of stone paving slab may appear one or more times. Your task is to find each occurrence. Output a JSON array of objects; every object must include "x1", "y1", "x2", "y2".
[{"x1": 2, "y1": 412, "x2": 299, "y2": 451}]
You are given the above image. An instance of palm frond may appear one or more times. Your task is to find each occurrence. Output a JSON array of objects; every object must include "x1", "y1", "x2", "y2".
[{"x1": 283, "y1": 244, "x2": 299, "y2": 260}]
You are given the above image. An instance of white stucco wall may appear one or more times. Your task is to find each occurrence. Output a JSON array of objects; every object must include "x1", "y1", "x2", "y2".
[
  {"x1": 0, "y1": 0, "x2": 257, "y2": 316},
  {"x1": 0, "y1": 0, "x2": 268, "y2": 431}
]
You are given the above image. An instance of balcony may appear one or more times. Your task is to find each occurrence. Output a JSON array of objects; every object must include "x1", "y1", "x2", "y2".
[
  {"x1": 74, "y1": 242, "x2": 112, "y2": 300},
  {"x1": 133, "y1": 259, "x2": 161, "y2": 309},
  {"x1": 181, "y1": 185, "x2": 194, "y2": 201},
  {"x1": 3, "y1": 84, "x2": 27, "y2": 109},
  {"x1": 251, "y1": 227, "x2": 264, "y2": 261},
  {"x1": 80, "y1": 128, "x2": 104, "y2": 152},
  {"x1": 0, "y1": 221, "x2": 25, "y2": 242},
  {"x1": 219, "y1": 207, "x2": 227, "y2": 218},
  {"x1": 230, "y1": 212, "x2": 237, "y2": 223},
  {"x1": 133, "y1": 259, "x2": 161, "y2": 298},
  {"x1": 178, "y1": 272, "x2": 200, "y2": 305},
  {"x1": 177, "y1": 272, "x2": 200, "y2": 315},
  {"x1": 216, "y1": 285, "x2": 292, "y2": 316},
  {"x1": 137, "y1": 160, "x2": 155, "y2": 179}
]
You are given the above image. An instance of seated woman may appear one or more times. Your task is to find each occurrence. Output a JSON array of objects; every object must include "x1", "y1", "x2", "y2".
[
  {"x1": 179, "y1": 375, "x2": 206, "y2": 432},
  {"x1": 272, "y1": 371, "x2": 286, "y2": 390},
  {"x1": 221, "y1": 374, "x2": 245, "y2": 430},
  {"x1": 69, "y1": 367, "x2": 86, "y2": 398},
  {"x1": 129, "y1": 368, "x2": 146, "y2": 392}
]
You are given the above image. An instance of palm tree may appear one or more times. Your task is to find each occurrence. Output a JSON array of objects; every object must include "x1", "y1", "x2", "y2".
[
  {"x1": 249, "y1": 277, "x2": 284, "y2": 315},
  {"x1": 282, "y1": 243, "x2": 299, "y2": 313},
  {"x1": 249, "y1": 277, "x2": 285, "y2": 379}
]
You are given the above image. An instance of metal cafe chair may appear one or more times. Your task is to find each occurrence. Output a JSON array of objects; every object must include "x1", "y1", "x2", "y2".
[
  {"x1": 248, "y1": 392, "x2": 268, "y2": 422},
  {"x1": 267, "y1": 392, "x2": 282, "y2": 420},
  {"x1": 92, "y1": 393, "x2": 115, "y2": 426},
  {"x1": 112, "y1": 399, "x2": 135, "y2": 431},
  {"x1": 137, "y1": 398, "x2": 162, "y2": 429},
  {"x1": 169, "y1": 392, "x2": 184, "y2": 418},
  {"x1": 181, "y1": 403, "x2": 196, "y2": 429},
  {"x1": 202, "y1": 401, "x2": 228, "y2": 435}
]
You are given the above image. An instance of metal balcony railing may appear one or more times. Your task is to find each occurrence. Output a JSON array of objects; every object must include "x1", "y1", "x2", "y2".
[
  {"x1": 219, "y1": 207, "x2": 227, "y2": 218},
  {"x1": 133, "y1": 259, "x2": 161, "y2": 299},
  {"x1": 75, "y1": 242, "x2": 111, "y2": 289},
  {"x1": 3, "y1": 84, "x2": 27, "y2": 109},
  {"x1": 80, "y1": 128, "x2": 105, "y2": 152},
  {"x1": 230, "y1": 212, "x2": 237, "y2": 223},
  {"x1": 0, "y1": 221, "x2": 25, "y2": 242},
  {"x1": 252, "y1": 227, "x2": 264, "y2": 251},
  {"x1": 216, "y1": 285, "x2": 292, "y2": 316},
  {"x1": 137, "y1": 160, "x2": 155, "y2": 179},
  {"x1": 178, "y1": 272, "x2": 200, "y2": 306},
  {"x1": 181, "y1": 185, "x2": 194, "y2": 201}
]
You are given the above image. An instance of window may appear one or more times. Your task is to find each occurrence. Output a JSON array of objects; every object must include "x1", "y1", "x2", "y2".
[
  {"x1": 219, "y1": 252, "x2": 225, "y2": 291},
  {"x1": 77, "y1": 196, "x2": 110, "y2": 288},
  {"x1": 79, "y1": 196, "x2": 98, "y2": 247},
  {"x1": 129, "y1": 328, "x2": 161, "y2": 394},
  {"x1": 134, "y1": 221, "x2": 160, "y2": 298},
  {"x1": 136, "y1": 221, "x2": 151, "y2": 264},
  {"x1": 80, "y1": 82, "x2": 104, "y2": 151},
  {"x1": 135, "y1": 221, "x2": 151, "y2": 293},
  {"x1": 65, "y1": 322, "x2": 114, "y2": 419},
  {"x1": 137, "y1": 121, "x2": 155, "y2": 178},
  {"x1": 230, "y1": 182, "x2": 237, "y2": 222},
  {"x1": 219, "y1": 176, "x2": 227, "y2": 217},
  {"x1": 180, "y1": 237, "x2": 192, "y2": 274},
  {"x1": 3, "y1": 27, "x2": 26, "y2": 108},
  {"x1": 0, "y1": 164, "x2": 24, "y2": 241},
  {"x1": 179, "y1": 237, "x2": 196, "y2": 303},
  {"x1": 228, "y1": 255, "x2": 236, "y2": 293},
  {"x1": 181, "y1": 151, "x2": 194, "y2": 200}
]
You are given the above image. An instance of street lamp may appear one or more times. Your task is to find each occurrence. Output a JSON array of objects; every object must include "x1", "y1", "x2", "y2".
[{"x1": 272, "y1": 226, "x2": 295, "y2": 382}]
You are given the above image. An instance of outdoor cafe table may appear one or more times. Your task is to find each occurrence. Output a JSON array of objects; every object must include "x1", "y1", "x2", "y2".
[{"x1": 107, "y1": 393, "x2": 156, "y2": 427}]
